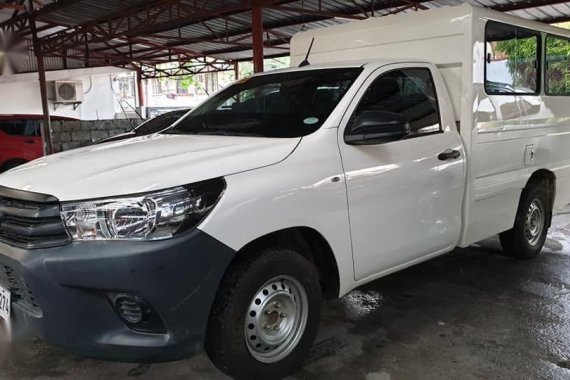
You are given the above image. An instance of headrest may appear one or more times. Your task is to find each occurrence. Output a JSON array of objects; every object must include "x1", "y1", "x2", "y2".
[{"x1": 362, "y1": 77, "x2": 401, "y2": 107}]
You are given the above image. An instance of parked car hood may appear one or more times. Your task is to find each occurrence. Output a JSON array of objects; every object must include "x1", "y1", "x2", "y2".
[{"x1": 0, "y1": 134, "x2": 300, "y2": 201}]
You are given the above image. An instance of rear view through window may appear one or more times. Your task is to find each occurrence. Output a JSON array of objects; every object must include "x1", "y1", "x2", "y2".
[
  {"x1": 546, "y1": 34, "x2": 570, "y2": 95},
  {"x1": 485, "y1": 21, "x2": 540, "y2": 95},
  {"x1": 168, "y1": 68, "x2": 362, "y2": 138}
]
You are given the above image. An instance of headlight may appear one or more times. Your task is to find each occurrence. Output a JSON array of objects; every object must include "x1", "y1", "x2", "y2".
[{"x1": 61, "y1": 178, "x2": 225, "y2": 241}]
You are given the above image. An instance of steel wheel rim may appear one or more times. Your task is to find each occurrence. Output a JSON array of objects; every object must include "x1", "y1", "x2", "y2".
[
  {"x1": 524, "y1": 199, "x2": 544, "y2": 246},
  {"x1": 244, "y1": 275, "x2": 309, "y2": 363}
]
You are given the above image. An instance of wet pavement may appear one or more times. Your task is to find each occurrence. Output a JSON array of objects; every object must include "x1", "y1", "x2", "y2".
[{"x1": 1, "y1": 213, "x2": 570, "y2": 379}]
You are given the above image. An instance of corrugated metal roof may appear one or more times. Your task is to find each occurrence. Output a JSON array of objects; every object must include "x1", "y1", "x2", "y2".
[
  {"x1": 36, "y1": 0, "x2": 156, "y2": 26},
  {"x1": 1, "y1": 0, "x2": 569, "y2": 75}
]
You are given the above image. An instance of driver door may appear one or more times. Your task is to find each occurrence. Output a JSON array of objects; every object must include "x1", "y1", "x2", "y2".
[{"x1": 338, "y1": 64, "x2": 465, "y2": 281}]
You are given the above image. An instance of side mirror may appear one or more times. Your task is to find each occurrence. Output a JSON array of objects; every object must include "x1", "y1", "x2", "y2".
[{"x1": 345, "y1": 110, "x2": 410, "y2": 145}]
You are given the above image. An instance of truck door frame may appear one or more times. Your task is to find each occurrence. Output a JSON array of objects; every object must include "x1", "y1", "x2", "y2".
[{"x1": 337, "y1": 62, "x2": 467, "y2": 282}]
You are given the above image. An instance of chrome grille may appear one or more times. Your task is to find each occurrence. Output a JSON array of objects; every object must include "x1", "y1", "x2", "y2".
[{"x1": 0, "y1": 187, "x2": 70, "y2": 249}]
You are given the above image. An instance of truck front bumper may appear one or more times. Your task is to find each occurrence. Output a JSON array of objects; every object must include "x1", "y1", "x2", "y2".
[{"x1": 0, "y1": 229, "x2": 235, "y2": 362}]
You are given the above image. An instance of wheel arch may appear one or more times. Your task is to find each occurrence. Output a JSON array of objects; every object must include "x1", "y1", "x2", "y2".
[
  {"x1": 234, "y1": 227, "x2": 341, "y2": 299},
  {"x1": 525, "y1": 169, "x2": 556, "y2": 227}
]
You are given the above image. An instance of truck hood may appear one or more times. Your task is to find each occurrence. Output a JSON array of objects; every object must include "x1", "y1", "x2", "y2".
[{"x1": 0, "y1": 134, "x2": 300, "y2": 201}]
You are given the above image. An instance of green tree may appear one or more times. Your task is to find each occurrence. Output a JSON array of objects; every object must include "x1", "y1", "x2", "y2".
[
  {"x1": 179, "y1": 74, "x2": 209, "y2": 95},
  {"x1": 179, "y1": 75, "x2": 198, "y2": 91},
  {"x1": 544, "y1": 35, "x2": 570, "y2": 94},
  {"x1": 494, "y1": 36, "x2": 538, "y2": 90}
]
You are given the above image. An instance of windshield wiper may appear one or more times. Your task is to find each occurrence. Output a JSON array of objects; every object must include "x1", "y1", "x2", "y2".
[{"x1": 191, "y1": 130, "x2": 262, "y2": 137}]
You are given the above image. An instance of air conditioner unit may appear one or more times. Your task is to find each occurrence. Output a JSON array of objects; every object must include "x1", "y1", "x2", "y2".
[{"x1": 49, "y1": 81, "x2": 84, "y2": 103}]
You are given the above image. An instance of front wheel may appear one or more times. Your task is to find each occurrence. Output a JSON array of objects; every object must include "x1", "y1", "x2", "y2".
[
  {"x1": 205, "y1": 248, "x2": 322, "y2": 380},
  {"x1": 499, "y1": 183, "x2": 551, "y2": 259}
]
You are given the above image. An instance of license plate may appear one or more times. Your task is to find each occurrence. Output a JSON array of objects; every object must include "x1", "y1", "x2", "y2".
[{"x1": 0, "y1": 284, "x2": 11, "y2": 342}]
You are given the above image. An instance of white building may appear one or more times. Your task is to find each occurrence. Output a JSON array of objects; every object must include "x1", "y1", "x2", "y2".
[{"x1": 0, "y1": 66, "x2": 136, "y2": 120}]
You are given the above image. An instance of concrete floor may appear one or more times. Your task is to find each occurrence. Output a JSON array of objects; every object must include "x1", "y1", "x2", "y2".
[{"x1": 1, "y1": 213, "x2": 570, "y2": 379}]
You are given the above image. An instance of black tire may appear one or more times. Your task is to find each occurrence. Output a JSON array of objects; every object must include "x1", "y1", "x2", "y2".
[
  {"x1": 205, "y1": 248, "x2": 322, "y2": 380},
  {"x1": 499, "y1": 182, "x2": 551, "y2": 259}
]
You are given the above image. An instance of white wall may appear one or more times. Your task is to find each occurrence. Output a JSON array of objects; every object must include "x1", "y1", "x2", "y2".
[{"x1": 0, "y1": 66, "x2": 132, "y2": 120}]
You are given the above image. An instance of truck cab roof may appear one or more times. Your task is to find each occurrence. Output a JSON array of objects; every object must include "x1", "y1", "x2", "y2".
[{"x1": 250, "y1": 59, "x2": 430, "y2": 76}]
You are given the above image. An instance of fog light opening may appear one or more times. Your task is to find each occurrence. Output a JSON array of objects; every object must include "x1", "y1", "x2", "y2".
[
  {"x1": 115, "y1": 295, "x2": 145, "y2": 324},
  {"x1": 109, "y1": 293, "x2": 167, "y2": 334}
]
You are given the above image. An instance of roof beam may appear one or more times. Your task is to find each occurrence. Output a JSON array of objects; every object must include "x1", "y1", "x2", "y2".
[
  {"x1": 211, "y1": 0, "x2": 430, "y2": 41},
  {"x1": 68, "y1": 49, "x2": 181, "y2": 67},
  {"x1": 491, "y1": 0, "x2": 570, "y2": 12},
  {"x1": 0, "y1": 12, "x2": 29, "y2": 33},
  {"x1": 89, "y1": 34, "x2": 254, "y2": 55},
  {"x1": 38, "y1": 0, "x2": 430, "y2": 55},
  {"x1": 37, "y1": 0, "x2": 179, "y2": 28},
  {"x1": 47, "y1": 41, "x2": 231, "y2": 68},
  {"x1": 400, "y1": 1, "x2": 429, "y2": 11},
  {"x1": 38, "y1": 0, "x2": 288, "y2": 55},
  {"x1": 115, "y1": 0, "x2": 431, "y2": 57},
  {"x1": 204, "y1": 37, "x2": 290, "y2": 56},
  {"x1": 33, "y1": 0, "x2": 83, "y2": 17},
  {"x1": 2, "y1": 0, "x2": 440, "y2": 72},
  {"x1": 545, "y1": 15, "x2": 570, "y2": 24},
  {"x1": 264, "y1": 5, "x2": 367, "y2": 20},
  {"x1": 385, "y1": 4, "x2": 416, "y2": 15},
  {"x1": 135, "y1": 58, "x2": 233, "y2": 79}
]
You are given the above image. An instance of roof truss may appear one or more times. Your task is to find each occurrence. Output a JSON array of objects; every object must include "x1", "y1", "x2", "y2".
[{"x1": 1, "y1": 0, "x2": 569, "y2": 76}]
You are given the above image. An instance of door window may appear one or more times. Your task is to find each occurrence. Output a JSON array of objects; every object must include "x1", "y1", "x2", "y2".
[{"x1": 349, "y1": 68, "x2": 441, "y2": 137}]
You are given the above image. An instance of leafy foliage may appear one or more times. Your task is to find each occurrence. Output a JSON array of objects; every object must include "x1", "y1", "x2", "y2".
[
  {"x1": 545, "y1": 36, "x2": 570, "y2": 94},
  {"x1": 179, "y1": 75, "x2": 199, "y2": 91},
  {"x1": 493, "y1": 22, "x2": 570, "y2": 94},
  {"x1": 494, "y1": 36, "x2": 538, "y2": 91}
]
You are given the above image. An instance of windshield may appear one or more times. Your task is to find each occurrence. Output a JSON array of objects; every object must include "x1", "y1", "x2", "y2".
[
  {"x1": 168, "y1": 68, "x2": 362, "y2": 138},
  {"x1": 136, "y1": 109, "x2": 189, "y2": 135}
]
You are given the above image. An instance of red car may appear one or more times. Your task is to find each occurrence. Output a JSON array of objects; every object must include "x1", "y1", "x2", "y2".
[{"x1": 0, "y1": 115, "x2": 71, "y2": 173}]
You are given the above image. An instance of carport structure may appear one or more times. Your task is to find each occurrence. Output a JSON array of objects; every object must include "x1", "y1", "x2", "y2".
[{"x1": 1, "y1": 0, "x2": 570, "y2": 153}]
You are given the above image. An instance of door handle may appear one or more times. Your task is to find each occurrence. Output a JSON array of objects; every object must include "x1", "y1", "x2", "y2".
[
  {"x1": 438, "y1": 149, "x2": 461, "y2": 161},
  {"x1": 24, "y1": 139, "x2": 35, "y2": 144}
]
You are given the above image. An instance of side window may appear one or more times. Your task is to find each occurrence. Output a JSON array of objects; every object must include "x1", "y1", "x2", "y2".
[
  {"x1": 485, "y1": 21, "x2": 540, "y2": 95},
  {"x1": 23, "y1": 121, "x2": 41, "y2": 137},
  {"x1": 0, "y1": 120, "x2": 26, "y2": 136},
  {"x1": 351, "y1": 68, "x2": 441, "y2": 136},
  {"x1": 545, "y1": 34, "x2": 570, "y2": 96}
]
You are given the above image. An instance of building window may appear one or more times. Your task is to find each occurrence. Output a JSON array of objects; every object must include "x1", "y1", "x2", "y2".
[{"x1": 485, "y1": 21, "x2": 540, "y2": 95}]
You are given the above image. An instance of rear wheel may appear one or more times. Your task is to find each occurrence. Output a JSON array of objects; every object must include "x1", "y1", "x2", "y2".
[
  {"x1": 205, "y1": 248, "x2": 322, "y2": 380},
  {"x1": 499, "y1": 183, "x2": 550, "y2": 259}
]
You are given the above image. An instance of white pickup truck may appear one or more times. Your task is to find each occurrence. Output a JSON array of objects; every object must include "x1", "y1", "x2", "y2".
[{"x1": 0, "y1": 4, "x2": 569, "y2": 380}]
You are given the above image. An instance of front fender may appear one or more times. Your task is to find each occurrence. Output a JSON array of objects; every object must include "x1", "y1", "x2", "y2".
[{"x1": 199, "y1": 128, "x2": 355, "y2": 296}]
